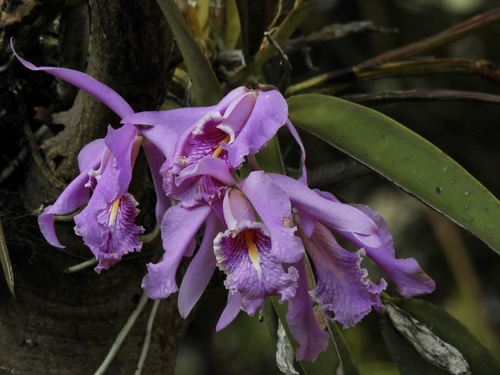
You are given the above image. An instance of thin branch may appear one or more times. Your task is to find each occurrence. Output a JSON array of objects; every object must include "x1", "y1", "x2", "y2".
[
  {"x1": 134, "y1": 300, "x2": 161, "y2": 375},
  {"x1": 227, "y1": 0, "x2": 315, "y2": 87},
  {"x1": 287, "y1": 58, "x2": 500, "y2": 95},
  {"x1": 264, "y1": 31, "x2": 292, "y2": 94},
  {"x1": 94, "y1": 293, "x2": 150, "y2": 375},
  {"x1": 0, "y1": 125, "x2": 49, "y2": 185},
  {"x1": 357, "y1": 8, "x2": 500, "y2": 69},
  {"x1": 64, "y1": 258, "x2": 98, "y2": 273},
  {"x1": 287, "y1": 8, "x2": 500, "y2": 96},
  {"x1": 342, "y1": 89, "x2": 500, "y2": 106},
  {"x1": 284, "y1": 21, "x2": 397, "y2": 53}
]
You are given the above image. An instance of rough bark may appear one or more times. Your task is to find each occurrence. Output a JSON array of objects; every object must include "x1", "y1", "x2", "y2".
[{"x1": 0, "y1": 1, "x2": 188, "y2": 374}]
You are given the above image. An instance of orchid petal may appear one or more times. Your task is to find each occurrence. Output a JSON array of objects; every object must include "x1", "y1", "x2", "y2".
[
  {"x1": 286, "y1": 259, "x2": 329, "y2": 362},
  {"x1": 178, "y1": 212, "x2": 225, "y2": 318},
  {"x1": 216, "y1": 86, "x2": 252, "y2": 113},
  {"x1": 142, "y1": 204, "x2": 212, "y2": 299},
  {"x1": 74, "y1": 193, "x2": 144, "y2": 272},
  {"x1": 217, "y1": 92, "x2": 256, "y2": 147},
  {"x1": 11, "y1": 39, "x2": 134, "y2": 118},
  {"x1": 214, "y1": 221, "x2": 298, "y2": 316},
  {"x1": 226, "y1": 89, "x2": 288, "y2": 168},
  {"x1": 78, "y1": 139, "x2": 105, "y2": 172},
  {"x1": 285, "y1": 119, "x2": 307, "y2": 184},
  {"x1": 101, "y1": 123, "x2": 138, "y2": 199},
  {"x1": 240, "y1": 171, "x2": 304, "y2": 263},
  {"x1": 216, "y1": 292, "x2": 243, "y2": 331},
  {"x1": 167, "y1": 158, "x2": 234, "y2": 207},
  {"x1": 302, "y1": 223, "x2": 387, "y2": 328},
  {"x1": 142, "y1": 139, "x2": 170, "y2": 223},
  {"x1": 38, "y1": 171, "x2": 93, "y2": 248},
  {"x1": 123, "y1": 106, "x2": 214, "y2": 156},
  {"x1": 175, "y1": 157, "x2": 235, "y2": 187},
  {"x1": 269, "y1": 173, "x2": 381, "y2": 249},
  {"x1": 352, "y1": 204, "x2": 435, "y2": 297},
  {"x1": 222, "y1": 189, "x2": 255, "y2": 229}
]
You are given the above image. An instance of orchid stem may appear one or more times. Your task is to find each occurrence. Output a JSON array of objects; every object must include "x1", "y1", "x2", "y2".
[
  {"x1": 134, "y1": 300, "x2": 161, "y2": 375},
  {"x1": 64, "y1": 258, "x2": 98, "y2": 273},
  {"x1": 94, "y1": 293, "x2": 150, "y2": 375}
]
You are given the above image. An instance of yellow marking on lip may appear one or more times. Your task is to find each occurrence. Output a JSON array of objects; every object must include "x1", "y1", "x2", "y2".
[
  {"x1": 109, "y1": 199, "x2": 121, "y2": 226},
  {"x1": 212, "y1": 134, "x2": 231, "y2": 158},
  {"x1": 243, "y1": 230, "x2": 262, "y2": 277}
]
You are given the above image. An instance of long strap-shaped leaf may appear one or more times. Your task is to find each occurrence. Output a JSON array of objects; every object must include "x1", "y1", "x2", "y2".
[
  {"x1": 155, "y1": 0, "x2": 222, "y2": 106},
  {"x1": 288, "y1": 94, "x2": 500, "y2": 255}
]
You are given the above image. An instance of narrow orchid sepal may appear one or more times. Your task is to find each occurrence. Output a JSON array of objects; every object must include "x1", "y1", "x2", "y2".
[
  {"x1": 142, "y1": 204, "x2": 212, "y2": 299},
  {"x1": 11, "y1": 38, "x2": 134, "y2": 118},
  {"x1": 178, "y1": 212, "x2": 225, "y2": 318},
  {"x1": 286, "y1": 259, "x2": 329, "y2": 362},
  {"x1": 216, "y1": 292, "x2": 243, "y2": 331},
  {"x1": 268, "y1": 173, "x2": 381, "y2": 249}
]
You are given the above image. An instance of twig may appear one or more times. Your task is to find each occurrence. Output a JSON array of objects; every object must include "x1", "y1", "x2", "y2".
[
  {"x1": 64, "y1": 258, "x2": 98, "y2": 273},
  {"x1": 134, "y1": 300, "x2": 161, "y2": 375},
  {"x1": 287, "y1": 9, "x2": 500, "y2": 96},
  {"x1": 356, "y1": 58, "x2": 500, "y2": 83},
  {"x1": 0, "y1": 125, "x2": 49, "y2": 185},
  {"x1": 228, "y1": 0, "x2": 315, "y2": 87},
  {"x1": 357, "y1": 7, "x2": 500, "y2": 69},
  {"x1": 287, "y1": 58, "x2": 500, "y2": 95},
  {"x1": 342, "y1": 89, "x2": 500, "y2": 106},
  {"x1": 284, "y1": 21, "x2": 397, "y2": 53},
  {"x1": 264, "y1": 31, "x2": 292, "y2": 94},
  {"x1": 94, "y1": 293, "x2": 150, "y2": 375}
]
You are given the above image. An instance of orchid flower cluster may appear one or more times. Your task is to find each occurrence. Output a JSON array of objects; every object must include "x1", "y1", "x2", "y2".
[{"x1": 15, "y1": 48, "x2": 435, "y2": 361}]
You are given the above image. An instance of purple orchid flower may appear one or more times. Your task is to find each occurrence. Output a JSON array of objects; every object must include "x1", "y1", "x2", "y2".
[
  {"x1": 265, "y1": 173, "x2": 435, "y2": 360},
  {"x1": 142, "y1": 180, "x2": 303, "y2": 321},
  {"x1": 135, "y1": 86, "x2": 292, "y2": 208},
  {"x1": 213, "y1": 188, "x2": 299, "y2": 315},
  {"x1": 141, "y1": 86, "x2": 306, "y2": 306},
  {"x1": 12, "y1": 42, "x2": 210, "y2": 271}
]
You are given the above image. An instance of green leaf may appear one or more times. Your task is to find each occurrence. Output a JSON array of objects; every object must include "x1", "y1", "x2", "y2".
[
  {"x1": 255, "y1": 137, "x2": 285, "y2": 174},
  {"x1": 287, "y1": 94, "x2": 500, "y2": 255},
  {"x1": 155, "y1": 0, "x2": 222, "y2": 106},
  {"x1": 383, "y1": 298, "x2": 500, "y2": 375},
  {"x1": 270, "y1": 298, "x2": 360, "y2": 375},
  {"x1": 0, "y1": 219, "x2": 14, "y2": 297}
]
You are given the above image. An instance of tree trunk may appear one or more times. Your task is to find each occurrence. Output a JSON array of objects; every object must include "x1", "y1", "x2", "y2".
[{"x1": 0, "y1": 1, "x2": 188, "y2": 373}]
